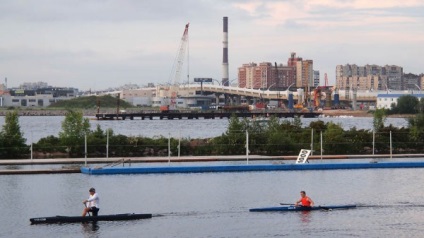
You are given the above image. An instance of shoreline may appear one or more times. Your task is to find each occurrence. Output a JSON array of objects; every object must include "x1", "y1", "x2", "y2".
[{"x1": 0, "y1": 108, "x2": 414, "y2": 118}]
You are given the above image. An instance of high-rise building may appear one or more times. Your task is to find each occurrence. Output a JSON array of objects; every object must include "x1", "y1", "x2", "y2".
[
  {"x1": 336, "y1": 64, "x2": 403, "y2": 90},
  {"x1": 274, "y1": 63, "x2": 296, "y2": 89},
  {"x1": 237, "y1": 62, "x2": 273, "y2": 89},
  {"x1": 238, "y1": 52, "x2": 312, "y2": 90},
  {"x1": 296, "y1": 60, "x2": 313, "y2": 88}
]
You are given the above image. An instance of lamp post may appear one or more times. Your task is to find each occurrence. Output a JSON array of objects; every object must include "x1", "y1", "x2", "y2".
[
  {"x1": 286, "y1": 83, "x2": 295, "y2": 110},
  {"x1": 384, "y1": 83, "x2": 389, "y2": 93},
  {"x1": 413, "y1": 84, "x2": 423, "y2": 113},
  {"x1": 265, "y1": 83, "x2": 276, "y2": 100},
  {"x1": 286, "y1": 83, "x2": 295, "y2": 97},
  {"x1": 266, "y1": 83, "x2": 276, "y2": 91},
  {"x1": 413, "y1": 84, "x2": 422, "y2": 94},
  {"x1": 212, "y1": 79, "x2": 221, "y2": 86},
  {"x1": 229, "y1": 78, "x2": 238, "y2": 87}
]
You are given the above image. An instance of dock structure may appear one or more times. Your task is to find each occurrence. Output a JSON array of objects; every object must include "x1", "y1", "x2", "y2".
[
  {"x1": 81, "y1": 162, "x2": 424, "y2": 175},
  {"x1": 95, "y1": 111, "x2": 322, "y2": 120},
  {"x1": 2, "y1": 154, "x2": 424, "y2": 175},
  {"x1": 81, "y1": 161, "x2": 424, "y2": 175},
  {"x1": 0, "y1": 168, "x2": 80, "y2": 175}
]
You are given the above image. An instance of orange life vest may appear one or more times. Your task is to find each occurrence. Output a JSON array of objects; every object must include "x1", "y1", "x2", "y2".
[{"x1": 301, "y1": 196, "x2": 311, "y2": 206}]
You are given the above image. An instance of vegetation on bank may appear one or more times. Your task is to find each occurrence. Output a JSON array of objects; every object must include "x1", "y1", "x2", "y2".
[
  {"x1": 0, "y1": 111, "x2": 28, "y2": 158},
  {"x1": 48, "y1": 95, "x2": 135, "y2": 109},
  {"x1": 0, "y1": 107, "x2": 424, "y2": 159},
  {"x1": 0, "y1": 95, "x2": 423, "y2": 159},
  {"x1": 386, "y1": 95, "x2": 424, "y2": 115}
]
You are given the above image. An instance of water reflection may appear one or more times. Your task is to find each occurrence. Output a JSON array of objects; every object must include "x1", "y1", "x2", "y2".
[
  {"x1": 81, "y1": 222, "x2": 99, "y2": 238},
  {"x1": 298, "y1": 211, "x2": 312, "y2": 223}
]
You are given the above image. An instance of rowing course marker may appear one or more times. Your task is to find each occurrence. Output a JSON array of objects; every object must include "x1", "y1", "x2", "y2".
[{"x1": 296, "y1": 149, "x2": 311, "y2": 164}]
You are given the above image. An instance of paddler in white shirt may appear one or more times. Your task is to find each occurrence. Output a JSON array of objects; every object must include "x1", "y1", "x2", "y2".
[{"x1": 82, "y1": 187, "x2": 100, "y2": 216}]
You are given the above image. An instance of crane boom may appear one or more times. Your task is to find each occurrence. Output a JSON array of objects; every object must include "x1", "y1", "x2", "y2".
[{"x1": 169, "y1": 23, "x2": 189, "y2": 85}]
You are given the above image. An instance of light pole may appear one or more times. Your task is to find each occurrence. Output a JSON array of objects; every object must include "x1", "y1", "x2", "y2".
[
  {"x1": 212, "y1": 79, "x2": 221, "y2": 86},
  {"x1": 414, "y1": 84, "x2": 423, "y2": 113},
  {"x1": 286, "y1": 83, "x2": 295, "y2": 110},
  {"x1": 229, "y1": 78, "x2": 238, "y2": 87},
  {"x1": 259, "y1": 83, "x2": 277, "y2": 106},
  {"x1": 413, "y1": 84, "x2": 421, "y2": 94},
  {"x1": 286, "y1": 83, "x2": 295, "y2": 97},
  {"x1": 266, "y1": 83, "x2": 276, "y2": 91}
]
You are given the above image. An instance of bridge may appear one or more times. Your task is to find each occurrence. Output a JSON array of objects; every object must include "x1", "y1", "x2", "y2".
[
  {"x1": 95, "y1": 110, "x2": 322, "y2": 120},
  {"x1": 176, "y1": 84, "x2": 380, "y2": 104}
]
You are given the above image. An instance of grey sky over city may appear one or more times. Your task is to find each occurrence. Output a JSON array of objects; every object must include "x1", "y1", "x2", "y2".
[{"x1": 0, "y1": 0, "x2": 423, "y2": 91}]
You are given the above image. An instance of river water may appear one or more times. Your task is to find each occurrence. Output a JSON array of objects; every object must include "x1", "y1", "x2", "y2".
[
  {"x1": 0, "y1": 116, "x2": 410, "y2": 143},
  {"x1": 1, "y1": 116, "x2": 421, "y2": 237},
  {"x1": 1, "y1": 163, "x2": 424, "y2": 237}
]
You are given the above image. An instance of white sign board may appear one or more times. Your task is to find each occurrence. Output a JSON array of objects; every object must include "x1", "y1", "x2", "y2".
[{"x1": 296, "y1": 149, "x2": 311, "y2": 164}]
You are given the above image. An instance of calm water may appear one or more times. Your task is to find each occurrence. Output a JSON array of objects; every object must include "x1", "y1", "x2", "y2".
[
  {"x1": 0, "y1": 116, "x2": 420, "y2": 237},
  {"x1": 1, "y1": 165, "x2": 424, "y2": 237},
  {"x1": 0, "y1": 116, "x2": 410, "y2": 143}
]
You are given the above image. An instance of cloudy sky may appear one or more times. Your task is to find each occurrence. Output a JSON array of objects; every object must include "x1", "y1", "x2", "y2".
[{"x1": 0, "y1": 0, "x2": 423, "y2": 91}]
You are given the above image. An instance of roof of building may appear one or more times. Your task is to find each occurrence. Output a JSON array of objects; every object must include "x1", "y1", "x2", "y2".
[{"x1": 377, "y1": 93, "x2": 424, "y2": 98}]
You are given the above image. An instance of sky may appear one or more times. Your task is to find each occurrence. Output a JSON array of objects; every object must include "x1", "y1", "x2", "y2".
[{"x1": 0, "y1": 0, "x2": 423, "y2": 91}]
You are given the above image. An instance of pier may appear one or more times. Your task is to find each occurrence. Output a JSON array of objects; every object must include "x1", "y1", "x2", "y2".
[
  {"x1": 81, "y1": 161, "x2": 424, "y2": 175},
  {"x1": 1, "y1": 154, "x2": 424, "y2": 175},
  {"x1": 95, "y1": 111, "x2": 322, "y2": 120}
]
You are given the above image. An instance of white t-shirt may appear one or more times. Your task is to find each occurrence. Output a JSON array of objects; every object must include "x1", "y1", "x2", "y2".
[{"x1": 87, "y1": 193, "x2": 100, "y2": 208}]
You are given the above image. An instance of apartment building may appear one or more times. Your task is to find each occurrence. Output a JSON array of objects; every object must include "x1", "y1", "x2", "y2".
[
  {"x1": 238, "y1": 52, "x2": 312, "y2": 90},
  {"x1": 336, "y1": 64, "x2": 403, "y2": 90},
  {"x1": 296, "y1": 60, "x2": 313, "y2": 88}
]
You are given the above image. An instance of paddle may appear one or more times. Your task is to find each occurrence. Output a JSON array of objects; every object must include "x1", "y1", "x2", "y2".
[
  {"x1": 280, "y1": 203, "x2": 294, "y2": 206},
  {"x1": 318, "y1": 206, "x2": 332, "y2": 211}
]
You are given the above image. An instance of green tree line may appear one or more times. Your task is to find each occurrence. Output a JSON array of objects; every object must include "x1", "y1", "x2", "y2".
[{"x1": 1, "y1": 108, "x2": 424, "y2": 159}]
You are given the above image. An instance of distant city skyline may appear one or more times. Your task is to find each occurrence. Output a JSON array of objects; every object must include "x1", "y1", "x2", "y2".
[{"x1": 0, "y1": 0, "x2": 423, "y2": 91}]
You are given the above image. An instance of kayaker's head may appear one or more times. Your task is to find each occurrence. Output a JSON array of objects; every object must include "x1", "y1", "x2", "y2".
[
  {"x1": 89, "y1": 187, "x2": 96, "y2": 194},
  {"x1": 300, "y1": 191, "x2": 306, "y2": 197}
]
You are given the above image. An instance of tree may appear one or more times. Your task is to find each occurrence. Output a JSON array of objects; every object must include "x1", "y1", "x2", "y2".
[
  {"x1": 392, "y1": 95, "x2": 419, "y2": 114},
  {"x1": 59, "y1": 110, "x2": 90, "y2": 156},
  {"x1": 34, "y1": 135, "x2": 62, "y2": 154},
  {"x1": 408, "y1": 112, "x2": 424, "y2": 143},
  {"x1": 0, "y1": 111, "x2": 28, "y2": 158},
  {"x1": 373, "y1": 108, "x2": 386, "y2": 132},
  {"x1": 418, "y1": 98, "x2": 424, "y2": 113},
  {"x1": 210, "y1": 114, "x2": 246, "y2": 155},
  {"x1": 86, "y1": 125, "x2": 113, "y2": 157},
  {"x1": 323, "y1": 122, "x2": 347, "y2": 155}
]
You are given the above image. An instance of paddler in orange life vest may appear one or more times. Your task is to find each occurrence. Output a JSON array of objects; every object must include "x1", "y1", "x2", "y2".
[{"x1": 295, "y1": 191, "x2": 314, "y2": 207}]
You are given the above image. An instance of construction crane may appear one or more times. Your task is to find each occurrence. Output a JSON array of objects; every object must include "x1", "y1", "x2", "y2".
[
  {"x1": 166, "y1": 23, "x2": 189, "y2": 110},
  {"x1": 169, "y1": 23, "x2": 189, "y2": 85}
]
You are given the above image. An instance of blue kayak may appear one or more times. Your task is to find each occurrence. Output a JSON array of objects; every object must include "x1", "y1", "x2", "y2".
[{"x1": 249, "y1": 204, "x2": 357, "y2": 212}]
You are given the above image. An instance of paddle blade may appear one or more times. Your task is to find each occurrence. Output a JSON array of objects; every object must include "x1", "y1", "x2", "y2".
[{"x1": 319, "y1": 206, "x2": 332, "y2": 211}]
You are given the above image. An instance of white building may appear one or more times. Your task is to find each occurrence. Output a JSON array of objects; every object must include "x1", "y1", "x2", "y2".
[{"x1": 376, "y1": 93, "x2": 424, "y2": 109}]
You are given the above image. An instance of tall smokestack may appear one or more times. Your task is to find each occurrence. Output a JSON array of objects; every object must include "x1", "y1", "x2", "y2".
[{"x1": 222, "y1": 16, "x2": 229, "y2": 86}]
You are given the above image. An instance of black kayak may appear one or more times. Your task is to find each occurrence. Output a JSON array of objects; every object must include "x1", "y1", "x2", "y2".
[{"x1": 30, "y1": 213, "x2": 152, "y2": 224}]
